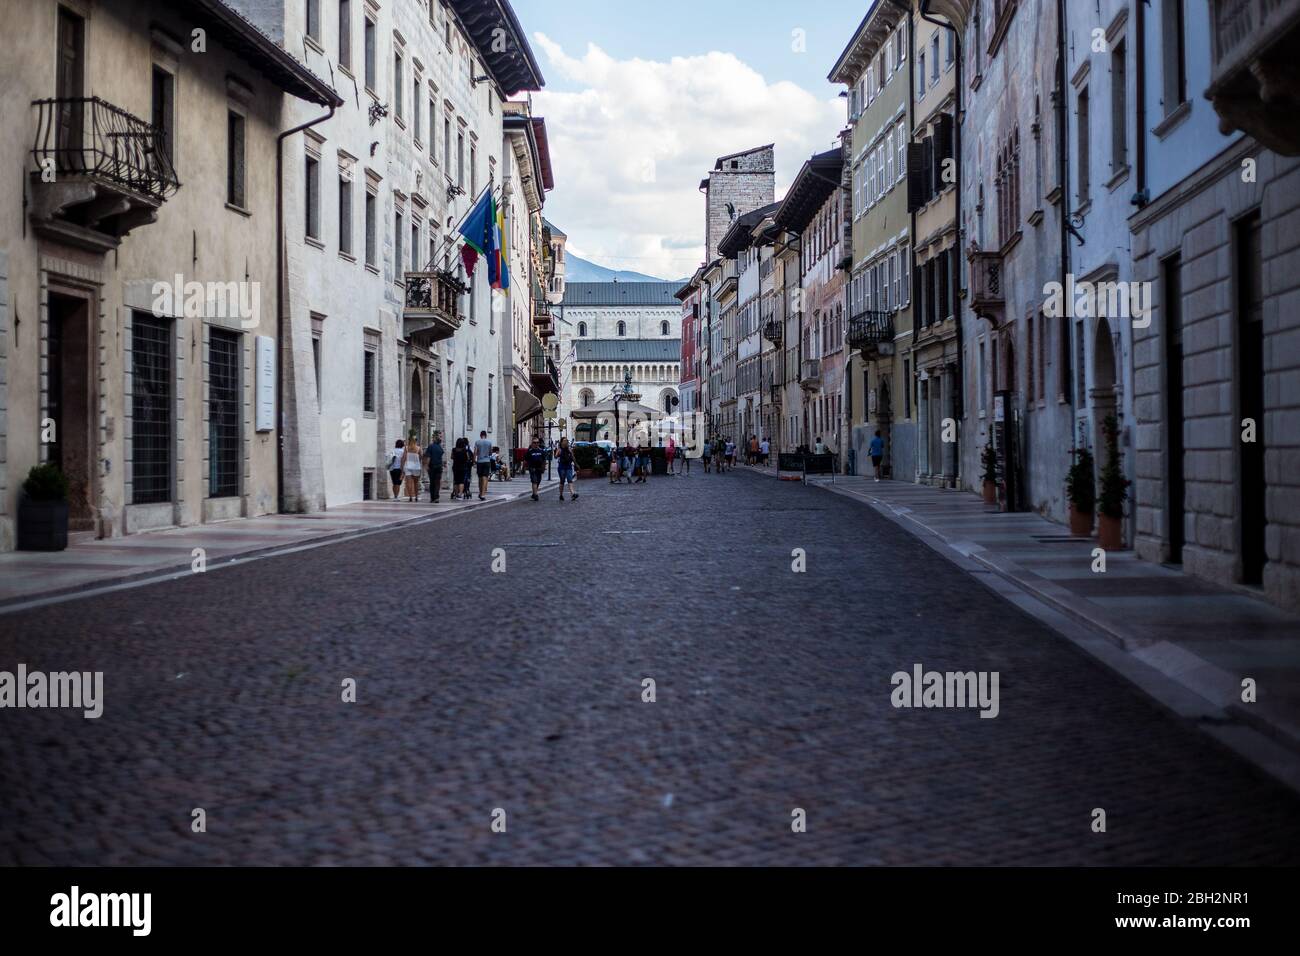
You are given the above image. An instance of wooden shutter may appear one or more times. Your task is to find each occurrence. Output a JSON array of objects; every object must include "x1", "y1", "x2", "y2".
[{"x1": 907, "y1": 142, "x2": 926, "y2": 212}]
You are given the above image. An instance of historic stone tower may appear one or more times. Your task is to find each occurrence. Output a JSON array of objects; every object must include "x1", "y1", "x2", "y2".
[{"x1": 702, "y1": 145, "x2": 775, "y2": 263}]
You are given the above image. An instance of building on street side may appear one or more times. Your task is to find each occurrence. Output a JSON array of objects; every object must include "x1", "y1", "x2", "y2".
[
  {"x1": 1129, "y1": 0, "x2": 1300, "y2": 611},
  {"x1": 0, "y1": 0, "x2": 340, "y2": 550},
  {"x1": 833, "y1": 7, "x2": 911, "y2": 476}
]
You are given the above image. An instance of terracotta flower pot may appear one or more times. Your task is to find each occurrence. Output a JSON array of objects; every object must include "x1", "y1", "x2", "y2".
[
  {"x1": 1069, "y1": 505, "x2": 1093, "y2": 537},
  {"x1": 983, "y1": 480, "x2": 997, "y2": 505},
  {"x1": 1098, "y1": 513, "x2": 1123, "y2": 550}
]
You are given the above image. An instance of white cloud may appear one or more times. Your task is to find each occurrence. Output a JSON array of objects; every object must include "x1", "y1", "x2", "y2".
[{"x1": 530, "y1": 34, "x2": 843, "y2": 280}]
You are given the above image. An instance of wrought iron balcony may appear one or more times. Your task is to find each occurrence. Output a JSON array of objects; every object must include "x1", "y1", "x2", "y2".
[
  {"x1": 762, "y1": 318, "x2": 783, "y2": 346},
  {"x1": 967, "y1": 247, "x2": 1005, "y2": 325},
  {"x1": 1206, "y1": 0, "x2": 1300, "y2": 155},
  {"x1": 800, "y1": 359, "x2": 822, "y2": 390},
  {"x1": 848, "y1": 310, "x2": 895, "y2": 356},
  {"x1": 404, "y1": 270, "x2": 467, "y2": 345},
  {"x1": 28, "y1": 97, "x2": 181, "y2": 251},
  {"x1": 533, "y1": 301, "x2": 555, "y2": 339},
  {"x1": 530, "y1": 340, "x2": 559, "y2": 391}
]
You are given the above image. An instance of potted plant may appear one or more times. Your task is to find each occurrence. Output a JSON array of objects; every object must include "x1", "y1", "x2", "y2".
[
  {"x1": 981, "y1": 439, "x2": 998, "y2": 505},
  {"x1": 1096, "y1": 415, "x2": 1130, "y2": 550},
  {"x1": 1066, "y1": 444, "x2": 1096, "y2": 536},
  {"x1": 18, "y1": 463, "x2": 70, "y2": 552}
]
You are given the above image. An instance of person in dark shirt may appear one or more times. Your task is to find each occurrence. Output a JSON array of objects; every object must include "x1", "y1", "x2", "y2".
[
  {"x1": 451, "y1": 438, "x2": 472, "y2": 501},
  {"x1": 424, "y1": 433, "x2": 445, "y2": 503},
  {"x1": 525, "y1": 438, "x2": 547, "y2": 501},
  {"x1": 556, "y1": 437, "x2": 578, "y2": 502}
]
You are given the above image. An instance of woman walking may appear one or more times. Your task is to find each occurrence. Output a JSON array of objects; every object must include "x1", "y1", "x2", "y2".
[
  {"x1": 556, "y1": 437, "x2": 579, "y2": 501},
  {"x1": 401, "y1": 437, "x2": 423, "y2": 502},
  {"x1": 451, "y1": 437, "x2": 472, "y2": 501}
]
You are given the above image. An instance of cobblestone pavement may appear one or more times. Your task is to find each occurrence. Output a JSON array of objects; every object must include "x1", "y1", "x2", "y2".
[{"x1": 1, "y1": 470, "x2": 1298, "y2": 865}]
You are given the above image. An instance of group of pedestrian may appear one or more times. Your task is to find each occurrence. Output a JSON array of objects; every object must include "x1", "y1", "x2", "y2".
[
  {"x1": 609, "y1": 442, "x2": 653, "y2": 484},
  {"x1": 387, "y1": 430, "x2": 581, "y2": 504}
]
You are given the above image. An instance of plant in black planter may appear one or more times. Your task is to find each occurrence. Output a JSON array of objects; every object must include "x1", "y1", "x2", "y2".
[
  {"x1": 1096, "y1": 415, "x2": 1130, "y2": 548},
  {"x1": 18, "y1": 463, "x2": 71, "y2": 552},
  {"x1": 980, "y1": 439, "x2": 997, "y2": 504},
  {"x1": 1065, "y1": 442, "x2": 1096, "y2": 536}
]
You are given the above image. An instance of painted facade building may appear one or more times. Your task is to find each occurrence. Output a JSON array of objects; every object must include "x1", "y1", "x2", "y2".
[{"x1": 834, "y1": 5, "x2": 912, "y2": 475}]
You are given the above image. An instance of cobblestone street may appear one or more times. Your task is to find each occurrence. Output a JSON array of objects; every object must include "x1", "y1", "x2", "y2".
[{"x1": 1, "y1": 471, "x2": 1298, "y2": 866}]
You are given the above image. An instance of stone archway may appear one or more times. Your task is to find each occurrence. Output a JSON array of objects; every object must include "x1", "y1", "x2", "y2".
[
  {"x1": 410, "y1": 368, "x2": 424, "y2": 444},
  {"x1": 1090, "y1": 316, "x2": 1118, "y2": 456}
]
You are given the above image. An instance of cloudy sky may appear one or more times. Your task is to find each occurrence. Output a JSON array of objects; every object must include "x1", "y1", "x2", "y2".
[{"x1": 511, "y1": 0, "x2": 864, "y2": 280}]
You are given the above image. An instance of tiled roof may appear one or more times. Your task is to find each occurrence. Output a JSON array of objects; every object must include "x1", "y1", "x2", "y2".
[
  {"x1": 561, "y1": 282, "x2": 681, "y2": 307},
  {"x1": 575, "y1": 339, "x2": 682, "y2": 362}
]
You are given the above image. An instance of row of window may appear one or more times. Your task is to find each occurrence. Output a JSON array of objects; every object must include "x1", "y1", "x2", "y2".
[
  {"x1": 848, "y1": 20, "x2": 906, "y2": 120},
  {"x1": 129, "y1": 315, "x2": 244, "y2": 505},
  {"x1": 850, "y1": 245, "x2": 911, "y2": 317},
  {"x1": 575, "y1": 321, "x2": 673, "y2": 337},
  {"x1": 854, "y1": 121, "x2": 909, "y2": 217}
]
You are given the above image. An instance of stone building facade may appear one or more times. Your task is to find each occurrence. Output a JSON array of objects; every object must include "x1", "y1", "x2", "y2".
[
  {"x1": 1129, "y1": 0, "x2": 1300, "y2": 611},
  {"x1": 555, "y1": 281, "x2": 681, "y2": 433},
  {"x1": 701, "y1": 145, "x2": 775, "y2": 265},
  {"x1": 0, "y1": 0, "x2": 338, "y2": 549}
]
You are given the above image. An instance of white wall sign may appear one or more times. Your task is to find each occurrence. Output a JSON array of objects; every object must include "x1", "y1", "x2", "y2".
[{"x1": 256, "y1": 335, "x2": 275, "y2": 433}]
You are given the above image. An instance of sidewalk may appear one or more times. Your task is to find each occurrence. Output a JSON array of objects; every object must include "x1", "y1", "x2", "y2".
[
  {"x1": 0, "y1": 479, "x2": 553, "y2": 611},
  {"x1": 757, "y1": 468, "x2": 1300, "y2": 788}
]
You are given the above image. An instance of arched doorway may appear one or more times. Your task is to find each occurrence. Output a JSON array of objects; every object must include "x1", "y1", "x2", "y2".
[
  {"x1": 876, "y1": 376, "x2": 893, "y2": 478},
  {"x1": 1091, "y1": 317, "x2": 1118, "y2": 456},
  {"x1": 410, "y1": 369, "x2": 425, "y2": 444}
]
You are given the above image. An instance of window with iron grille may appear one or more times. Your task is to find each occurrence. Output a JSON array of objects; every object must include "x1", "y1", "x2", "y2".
[
  {"x1": 208, "y1": 329, "x2": 241, "y2": 498},
  {"x1": 131, "y1": 312, "x2": 173, "y2": 504},
  {"x1": 363, "y1": 348, "x2": 376, "y2": 413},
  {"x1": 227, "y1": 111, "x2": 246, "y2": 208}
]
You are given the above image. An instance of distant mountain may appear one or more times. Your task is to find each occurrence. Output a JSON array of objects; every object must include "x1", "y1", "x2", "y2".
[{"x1": 565, "y1": 251, "x2": 678, "y2": 284}]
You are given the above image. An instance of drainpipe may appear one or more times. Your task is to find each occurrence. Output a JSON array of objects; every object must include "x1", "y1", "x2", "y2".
[
  {"x1": 1057, "y1": 0, "x2": 1073, "y2": 426},
  {"x1": 275, "y1": 102, "x2": 336, "y2": 514},
  {"x1": 920, "y1": 0, "x2": 960, "y2": 488},
  {"x1": 1134, "y1": 0, "x2": 1147, "y2": 207}
]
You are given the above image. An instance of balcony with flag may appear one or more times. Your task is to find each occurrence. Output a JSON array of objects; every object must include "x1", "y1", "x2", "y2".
[{"x1": 404, "y1": 269, "x2": 468, "y2": 346}]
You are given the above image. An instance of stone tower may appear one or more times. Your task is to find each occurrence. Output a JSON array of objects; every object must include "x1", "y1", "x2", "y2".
[{"x1": 702, "y1": 145, "x2": 775, "y2": 263}]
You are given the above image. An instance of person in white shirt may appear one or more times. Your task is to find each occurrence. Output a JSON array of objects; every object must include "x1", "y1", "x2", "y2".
[
  {"x1": 814, "y1": 437, "x2": 827, "y2": 455},
  {"x1": 760, "y1": 437, "x2": 771, "y2": 465},
  {"x1": 385, "y1": 440, "x2": 405, "y2": 500}
]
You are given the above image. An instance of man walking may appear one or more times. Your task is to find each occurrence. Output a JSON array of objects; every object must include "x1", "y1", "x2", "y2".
[
  {"x1": 474, "y1": 430, "x2": 494, "y2": 501},
  {"x1": 869, "y1": 429, "x2": 885, "y2": 482},
  {"x1": 760, "y1": 436, "x2": 771, "y2": 467},
  {"x1": 425, "y1": 433, "x2": 445, "y2": 503}
]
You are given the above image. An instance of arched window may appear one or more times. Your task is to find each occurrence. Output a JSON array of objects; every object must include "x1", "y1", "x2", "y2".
[
  {"x1": 580, "y1": 389, "x2": 594, "y2": 407},
  {"x1": 617, "y1": 321, "x2": 626, "y2": 337},
  {"x1": 661, "y1": 320, "x2": 670, "y2": 336},
  {"x1": 578, "y1": 321, "x2": 588, "y2": 336}
]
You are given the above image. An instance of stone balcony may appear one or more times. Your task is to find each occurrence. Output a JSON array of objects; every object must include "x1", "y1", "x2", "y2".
[
  {"x1": 1206, "y1": 0, "x2": 1300, "y2": 155},
  {"x1": 967, "y1": 247, "x2": 1006, "y2": 326},
  {"x1": 28, "y1": 96, "x2": 180, "y2": 252},
  {"x1": 403, "y1": 270, "x2": 467, "y2": 346},
  {"x1": 799, "y1": 359, "x2": 822, "y2": 390}
]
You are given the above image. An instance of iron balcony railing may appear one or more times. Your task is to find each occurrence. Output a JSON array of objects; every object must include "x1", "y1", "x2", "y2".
[
  {"x1": 404, "y1": 270, "x2": 467, "y2": 344},
  {"x1": 848, "y1": 310, "x2": 895, "y2": 352},
  {"x1": 763, "y1": 318, "x2": 783, "y2": 346},
  {"x1": 32, "y1": 97, "x2": 180, "y2": 200}
]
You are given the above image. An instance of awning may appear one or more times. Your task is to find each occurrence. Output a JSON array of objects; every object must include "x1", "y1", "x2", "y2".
[{"x1": 514, "y1": 388, "x2": 543, "y2": 424}]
